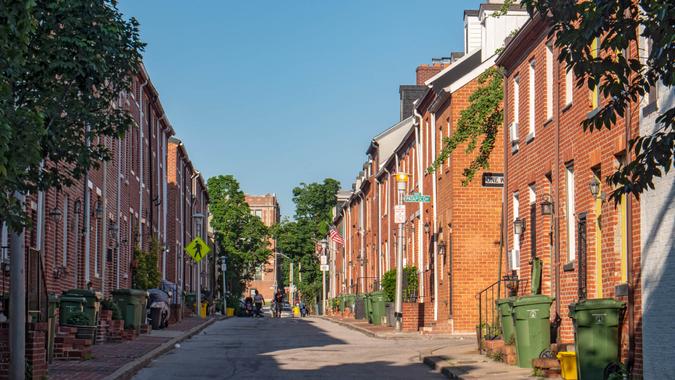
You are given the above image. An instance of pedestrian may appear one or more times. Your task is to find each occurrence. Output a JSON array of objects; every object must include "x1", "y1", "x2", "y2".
[
  {"x1": 274, "y1": 289, "x2": 284, "y2": 318},
  {"x1": 253, "y1": 290, "x2": 264, "y2": 318}
]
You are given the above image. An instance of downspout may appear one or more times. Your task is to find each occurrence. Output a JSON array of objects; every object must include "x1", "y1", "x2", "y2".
[
  {"x1": 625, "y1": 61, "x2": 635, "y2": 374},
  {"x1": 501, "y1": 68, "x2": 510, "y2": 302},
  {"x1": 84, "y1": 125, "x2": 92, "y2": 284},
  {"x1": 377, "y1": 178, "x2": 383, "y2": 284},
  {"x1": 553, "y1": 56, "x2": 562, "y2": 328},
  {"x1": 138, "y1": 80, "x2": 148, "y2": 249},
  {"x1": 116, "y1": 135, "x2": 122, "y2": 289},
  {"x1": 147, "y1": 100, "x2": 155, "y2": 245},
  {"x1": 359, "y1": 192, "x2": 365, "y2": 293},
  {"x1": 101, "y1": 144, "x2": 108, "y2": 295},
  {"x1": 413, "y1": 107, "x2": 424, "y2": 300},
  {"x1": 347, "y1": 207, "x2": 351, "y2": 292},
  {"x1": 431, "y1": 112, "x2": 439, "y2": 321}
]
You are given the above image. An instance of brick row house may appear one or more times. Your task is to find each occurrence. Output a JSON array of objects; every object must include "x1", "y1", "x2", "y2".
[
  {"x1": 329, "y1": 1, "x2": 672, "y2": 377},
  {"x1": 0, "y1": 63, "x2": 212, "y2": 326},
  {"x1": 244, "y1": 194, "x2": 280, "y2": 301}
]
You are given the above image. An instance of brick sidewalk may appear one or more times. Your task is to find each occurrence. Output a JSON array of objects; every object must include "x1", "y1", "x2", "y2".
[{"x1": 48, "y1": 317, "x2": 211, "y2": 380}]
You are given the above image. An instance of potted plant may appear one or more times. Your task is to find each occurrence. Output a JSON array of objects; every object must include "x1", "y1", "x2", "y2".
[{"x1": 65, "y1": 312, "x2": 96, "y2": 341}]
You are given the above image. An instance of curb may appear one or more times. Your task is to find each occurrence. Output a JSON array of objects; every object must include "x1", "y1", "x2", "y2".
[
  {"x1": 420, "y1": 352, "x2": 461, "y2": 379},
  {"x1": 104, "y1": 317, "x2": 219, "y2": 380},
  {"x1": 317, "y1": 316, "x2": 384, "y2": 339}
]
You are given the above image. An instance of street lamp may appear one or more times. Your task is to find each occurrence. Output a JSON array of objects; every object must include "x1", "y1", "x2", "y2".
[
  {"x1": 513, "y1": 217, "x2": 525, "y2": 235},
  {"x1": 95, "y1": 201, "x2": 103, "y2": 220},
  {"x1": 589, "y1": 177, "x2": 605, "y2": 200},
  {"x1": 394, "y1": 172, "x2": 408, "y2": 332},
  {"x1": 540, "y1": 193, "x2": 553, "y2": 216}
]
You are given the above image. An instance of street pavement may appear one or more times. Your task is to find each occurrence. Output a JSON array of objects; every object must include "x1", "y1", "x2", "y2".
[{"x1": 133, "y1": 313, "x2": 446, "y2": 379}]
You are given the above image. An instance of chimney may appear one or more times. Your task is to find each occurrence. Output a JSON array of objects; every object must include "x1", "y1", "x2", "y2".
[{"x1": 415, "y1": 62, "x2": 449, "y2": 86}]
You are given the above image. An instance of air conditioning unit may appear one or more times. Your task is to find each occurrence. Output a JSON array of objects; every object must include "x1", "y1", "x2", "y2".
[{"x1": 509, "y1": 121, "x2": 520, "y2": 145}]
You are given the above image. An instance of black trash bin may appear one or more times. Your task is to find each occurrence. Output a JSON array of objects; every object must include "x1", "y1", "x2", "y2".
[{"x1": 354, "y1": 296, "x2": 366, "y2": 320}]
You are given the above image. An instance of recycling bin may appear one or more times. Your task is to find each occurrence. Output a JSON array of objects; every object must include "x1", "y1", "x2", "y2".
[
  {"x1": 512, "y1": 294, "x2": 553, "y2": 368},
  {"x1": 339, "y1": 296, "x2": 345, "y2": 313},
  {"x1": 112, "y1": 289, "x2": 148, "y2": 332},
  {"x1": 496, "y1": 297, "x2": 516, "y2": 344},
  {"x1": 185, "y1": 293, "x2": 196, "y2": 312},
  {"x1": 370, "y1": 291, "x2": 387, "y2": 325},
  {"x1": 59, "y1": 296, "x2": 86, "y2": 325},
  {"x1": 62, "y1": 289, "x2": 101, "y2": 326},
  {"x1": 569, "y1": 299, "x2": 625, "y2": 380}
]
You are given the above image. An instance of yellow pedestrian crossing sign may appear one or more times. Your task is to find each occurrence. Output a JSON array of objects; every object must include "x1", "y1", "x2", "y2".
[{"x1": 186, "y1": 237, "x2": 211, "y2": 263}]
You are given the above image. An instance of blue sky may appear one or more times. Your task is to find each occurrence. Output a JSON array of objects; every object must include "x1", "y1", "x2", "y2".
[{"x1": 118, "y1": 0, "x2": 483, "y2": 217}]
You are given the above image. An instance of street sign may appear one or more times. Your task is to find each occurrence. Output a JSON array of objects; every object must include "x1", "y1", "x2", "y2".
[
  {"x1": 185, "y1": 237, "x2": 211, "y2": 263},
  {"x1": 320, "y1": 264, "x2": 329, "y2": 272},
  {"x1": 320, "y1": 255, "x2": 327, "y2": 265},
  {"x1": 481, "y1": 172, "x2": 504, "y2": 187},
  {"x1": 394, "y1": 205, "x2": 406, "y2": 224},
  {"x1": 403, "y1": 192, "x2": 431, "y2": 203}
]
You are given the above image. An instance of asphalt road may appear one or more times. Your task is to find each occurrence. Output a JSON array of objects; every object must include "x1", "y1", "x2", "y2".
[{"x1": 133, "y1": 314, "x2": 444, "y2": 379}]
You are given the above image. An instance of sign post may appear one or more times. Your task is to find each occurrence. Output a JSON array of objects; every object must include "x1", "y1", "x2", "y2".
[
  {"x1": 394, "y1": 173, "x2": 408, "y2": 332},
  {"x1": 186, "y1": 236, "x2": 211, "y2": 318}
]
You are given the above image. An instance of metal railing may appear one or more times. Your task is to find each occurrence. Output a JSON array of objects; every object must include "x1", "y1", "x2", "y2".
[{"x1": 476, "y1": 273, "x2": 520, "y2": 353}]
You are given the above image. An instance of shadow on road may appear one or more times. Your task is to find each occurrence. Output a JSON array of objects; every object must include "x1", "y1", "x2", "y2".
[{"x1": 134, "y1": 316, "x2": 440, "y2": 379}]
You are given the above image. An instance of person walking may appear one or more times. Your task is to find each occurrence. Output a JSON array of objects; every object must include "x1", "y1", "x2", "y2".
[
  {"x1": 253, "y1": 290, "x2": 264, "y2": 318},
  {"x1": 273, "y1": 289, "x2": 284, "y2": 318}
]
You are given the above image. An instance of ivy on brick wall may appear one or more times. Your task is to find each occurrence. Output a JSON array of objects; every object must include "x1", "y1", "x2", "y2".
[{"x1": 427, "y1": 67, "x2": 504, "y2": 186}]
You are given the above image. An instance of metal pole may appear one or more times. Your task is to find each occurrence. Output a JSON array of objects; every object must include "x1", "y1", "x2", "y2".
[
  {"x1": 9, "y1": 192, "x2": 26, "y2": 380},
  {"x1": 222, "y1": 256, "x2": 227, "y2": 315},
  {"x1": 290, "y1": 261, "x2": 293, "y2": 305},
  {"x1": 322, "y1": 268, "x2": 326, "y2": 316},
  {"x1": 394, "y1": 173, "x2": 407, "y2": 332},
  {"x1": 196, "y1": 221, "x2": 201, "y2": 318}
]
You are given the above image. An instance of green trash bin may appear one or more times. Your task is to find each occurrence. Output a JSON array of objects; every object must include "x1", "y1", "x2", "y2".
[
  {"x1": 364, "y1": 294, "x2": 373, "y2": 323},
  {"x1": 569, "y1": 298, "x2": 625, "y2": 380},
  {"x1": 512, "y1": 294, "x2": 553, "y2": 368},
  {"x1": 59, "y1": 296, "x2": 86, "y2": 325},
  {"x1": 62, "y1": 289, "x2": 101, "y2": 326},
  {"x1": 339, "y1": 296, "x2": 345, "y2": 313},
  {"x1": 185, "y1": 292, "x2": 197, "y2": 312},
  {"x1": 112, "y1": 289, "x2": 148, "y2": 332},
  {"x1": 496, "y1": 297, "x2": 516, "y2": 344},
  {"x1": 370, "y1": 291, "x2": 387, "y2": 326}
]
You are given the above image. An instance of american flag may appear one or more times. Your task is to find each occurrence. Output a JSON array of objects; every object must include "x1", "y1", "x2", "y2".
[{"x1": 329, "y1": 226, "x2": 344, "y2": 246}]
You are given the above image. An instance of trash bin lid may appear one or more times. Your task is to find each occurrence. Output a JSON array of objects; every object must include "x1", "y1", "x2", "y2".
[
  {"x1": 496, "y1": 297, "x2": 517, "y2": 306},
  {"x1": 512, "y1": 294, "x2": 553, "y2": 307},
  {"x1": 63, "y1": 288, "x2": 100, "y2": 299},
  {"x1": 60, "y1": 296, "x2": 86, "y2": 303},
  {"x1": 570, "y1": 298, "x2": 625, "y2": 311}
]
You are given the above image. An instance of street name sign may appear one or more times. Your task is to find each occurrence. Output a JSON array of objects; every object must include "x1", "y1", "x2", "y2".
[
  {"x1": 185, "y1": 237, "x2": 211, "y2": 263},
  {"x1": 394, "y1": 205, "x2": 406, "y2": 224},
  {"x1": 403, "y1": 192, "x2": 431, "y2": 203},
  {"x1": 481, "y1": 172, "x2": 504, "y2": 187},
  {"x1": 320, "y1": 264, "x2": 329, "y2": 272}
]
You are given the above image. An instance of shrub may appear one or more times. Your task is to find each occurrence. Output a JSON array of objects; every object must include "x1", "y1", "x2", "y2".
[{"x1": 382, "y1": 266, "x2": 418, "y2": 302}]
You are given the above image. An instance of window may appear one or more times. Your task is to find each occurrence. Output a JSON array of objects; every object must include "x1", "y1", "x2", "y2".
[
  {"x1": 590, "y1": 37, "x2": 600, "y2": 109},
  {"x1": 529, "y1": 184, "x2": 537, "y2": 259},
  {"x1": 446, "y1": 119, "x2": 451, "y2": 169},
  {"x1": 94, "y1": 207, "x2": 100, "y2": 277},
  {"x1": 528, "y1": 60, "x2": 536, "y2": 139},
  {"x1": 592, "y1": 168, "x2": 603, "y2": 297},
  {"x1": 62, "y1": 196, "x2": 69, "y2": 266},
  {"x1": 252, "y1": 209, "x2": 262, "y2": 219},
  {"x1": 512, "y1": 192, "x2": 520, "y2": 270},
  {"x1": 1, "y1": 222, "x2": 8, "y2": 262},
  {"x1": 565, "y1": 63, "x2": 574, "y2": 106},
  {"x1": 615, "y1": 156, "x2": 628, "y2": 282},
  {"x1": 513, "y1": 76, "x2": 520, "y2": 124},
  {"x1": 546, "y1": 42, "x2": 553, "y2": 120},
  {"x1": 566, "y1": 163, "x2": 576, "y2": 261}
]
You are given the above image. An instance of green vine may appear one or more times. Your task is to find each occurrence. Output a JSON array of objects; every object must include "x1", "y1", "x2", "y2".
[
  {"x1": 427, "y1": 67, "x2": 504, "y2": 186},
  {"x1": 131, "y1": 238, "x2": 161, "y2": 290}
]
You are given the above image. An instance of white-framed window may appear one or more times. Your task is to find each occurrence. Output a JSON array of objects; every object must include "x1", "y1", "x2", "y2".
[
  {"x1": 566, "y1": 163, "x2": 576, "y2": 261},
  {"x1": 62, "y1": 195, "x2": 69, "y2": 266},
  {"x1": 513, "y1": 75, "x2": 520, "y2": 124},
  {"x1": 512, "y1": 192, "x2": 520, "y2": 270},
  {"x1": 1, "y1": 222, "x2": 8, "y2": 262},
  {"x1": 546, "y1": 42, "x2": 553, "y2": 120},
  {"x1": 528, "y1": 59, "x2": 536, "y2": 139},
  {"x1": 565, "y1": 63, "x2": 574, "y2": 106}
]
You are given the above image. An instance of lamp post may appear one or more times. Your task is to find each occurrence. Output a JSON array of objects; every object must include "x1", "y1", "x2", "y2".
[
  {"x1": 394, "y1": 172, "x2": 408, "y2": 331},
  {"x1": 320, "y1": 239, "x2": 328, "y2": 316},
  {"x1": 193, "y1": 212, "x2": 204, "y2": 318}
]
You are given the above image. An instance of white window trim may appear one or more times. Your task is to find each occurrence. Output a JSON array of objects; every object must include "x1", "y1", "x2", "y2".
[
  {"x1": 565, "y1": 63, "x2": 574, "y2": 106},
  {"x1": 528, "y1": 59, "x2": 536, "y2": 141},
  {"x1": 512, "y1": 192, "x2": 521, "y2": 270},
  {"x1": 62, "y1": 196, "x2": 69, "y2": 266},
  {"x1": 566, "y1": 164, "x2": 576, "y2": 261},
  {"x1": 546, "y1": 42, "x2": 554, "y2": 120}
]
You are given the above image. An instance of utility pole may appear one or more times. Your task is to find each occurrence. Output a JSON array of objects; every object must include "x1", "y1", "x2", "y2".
[
  {"x1": 9, "y1": 192, "x2": 26, "y2": 380},
  {"x1": 289, "y1": 261, "x2": 293, "y2": 304},
  {"x1": 221, "y1": 254, "x2": 227, "y2": 315},
  {"x1": 394, "y1": 173, "x2": 408, "y2": 332},
  {"x1": 320, "y1": 239, "x2": 328, "y2": 316}
]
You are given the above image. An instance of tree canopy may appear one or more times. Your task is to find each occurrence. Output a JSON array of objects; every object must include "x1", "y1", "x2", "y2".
[
  {"x1": 0, "y1": 0, "x2": 145, "y2": 229},
  {"x1": 273, "y1": 178, "x2": 340, "y2": 306},
  {"x1": 519, "y1": 0, "x2": 673, "y2": 201},
  {"x1": 207, "y1": 175, "x2": 271, "y2": 305}
]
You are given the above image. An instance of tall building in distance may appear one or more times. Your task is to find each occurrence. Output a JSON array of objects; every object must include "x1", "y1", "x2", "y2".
[{"x1": 245, "y1": 194, "x2": 280, "y2": 301}]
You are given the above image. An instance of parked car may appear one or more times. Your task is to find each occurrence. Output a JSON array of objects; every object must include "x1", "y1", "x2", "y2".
[{"x1": 147, "y1": 288, "x2": 171, "y2": 329}]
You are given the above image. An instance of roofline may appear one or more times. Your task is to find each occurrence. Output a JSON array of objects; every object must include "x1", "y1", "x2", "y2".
[
  {"x1": 495, "y1": 14, "x2": 547, "y2": 70},
  {"x1": 424, "y1": 49, "x2": 481, "y2": 86}
]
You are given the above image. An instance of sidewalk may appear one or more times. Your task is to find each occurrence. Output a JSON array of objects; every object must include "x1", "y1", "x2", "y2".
[
  {"x1": 322, "y1": 316, "x2": 536, "y2": 379},
  {"x1": 49, "y1": 316, "x2": 217, "y2": 380}
]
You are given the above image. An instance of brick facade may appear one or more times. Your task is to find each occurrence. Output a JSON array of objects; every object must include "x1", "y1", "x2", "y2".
[{"x1": 244, "y1": 194, "x2": 280, "y2": 301}]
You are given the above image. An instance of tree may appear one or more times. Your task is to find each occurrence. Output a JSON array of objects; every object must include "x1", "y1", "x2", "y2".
[
  {"x1": 207, "y1": 175, "x2": 271, "y2": 305},
  {"x1": 514, "y1": 0, "x2": 673, "y2": 202},
  {"x1": 0, "y1": 0, "x2": 144, "y2": 229},
  {"x1": 273, "y1": 178, "x2": 340, "y2": 307}
]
